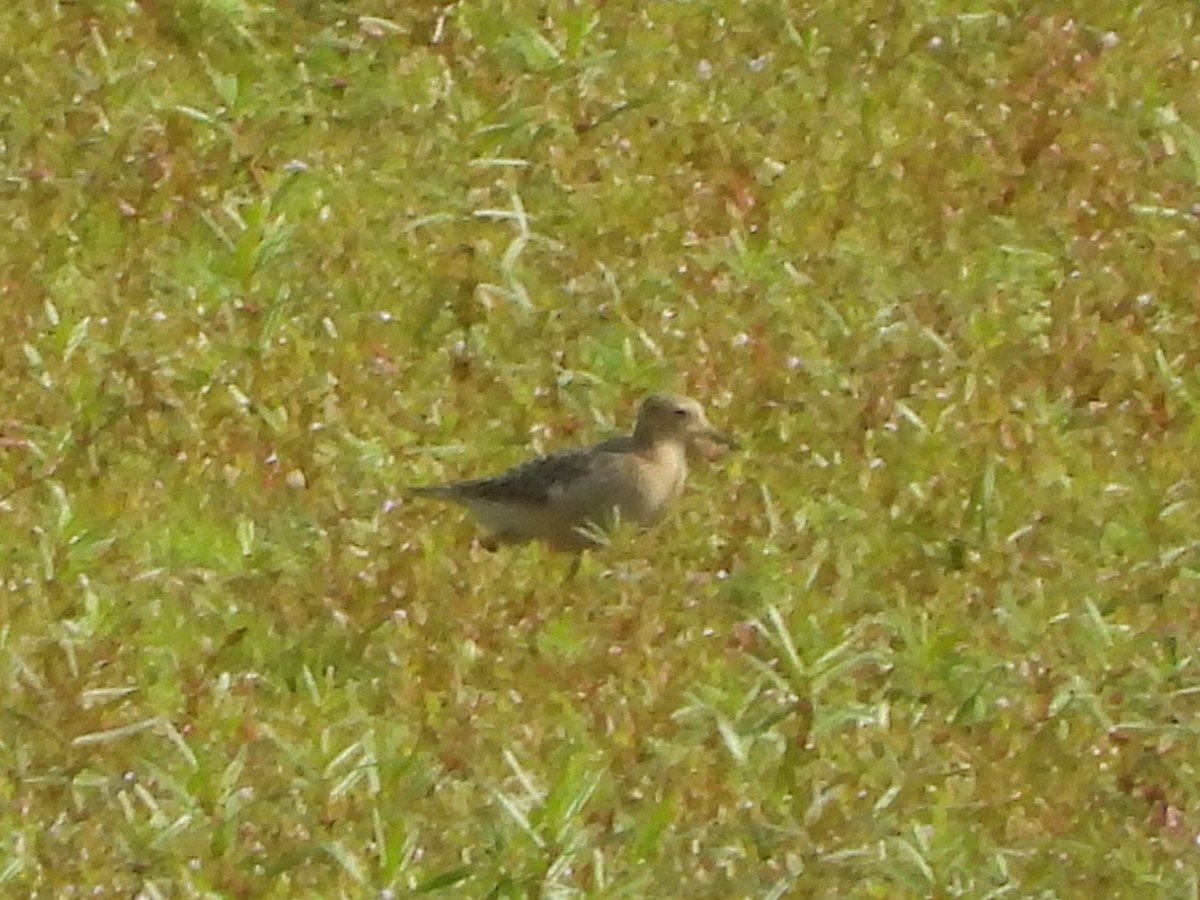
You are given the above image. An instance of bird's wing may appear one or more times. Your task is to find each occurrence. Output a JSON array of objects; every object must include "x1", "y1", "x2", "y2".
[{"x1": 434, "y1": 448, "x2": 609, "y2": 506}]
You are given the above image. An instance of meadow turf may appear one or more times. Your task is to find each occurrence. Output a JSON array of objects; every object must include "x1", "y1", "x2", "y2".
[{"x1": 3, "y1": 0, "x2": 1200, "y2": 896}]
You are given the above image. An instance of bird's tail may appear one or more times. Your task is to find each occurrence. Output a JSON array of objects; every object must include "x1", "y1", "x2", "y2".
[
  {"x1": 407, "y1": 484, "x2": 473, "y2": 506},
  {"x1": 408, "y1": 485, "x2": 453, "y2": 499}
]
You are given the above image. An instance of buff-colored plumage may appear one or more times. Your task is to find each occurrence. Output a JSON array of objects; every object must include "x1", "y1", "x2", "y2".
[{"x1": 409, "y1": 393, "x2": 735, "y2": 552}]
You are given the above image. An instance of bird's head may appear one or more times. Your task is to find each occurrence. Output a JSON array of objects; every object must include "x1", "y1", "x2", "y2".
[{"x1": 635, "y1": 393, "x2": 738, "y2": 451}]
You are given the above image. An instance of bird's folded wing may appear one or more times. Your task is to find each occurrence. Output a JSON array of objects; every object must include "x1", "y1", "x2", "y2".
[{"x1": 445, "y1": 448, "x2": 607, "y2": 506}]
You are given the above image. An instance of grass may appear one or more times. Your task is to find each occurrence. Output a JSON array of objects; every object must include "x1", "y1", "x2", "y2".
[{"x1": 3, "y1": 0, "x2": 1200, "y2": 896}]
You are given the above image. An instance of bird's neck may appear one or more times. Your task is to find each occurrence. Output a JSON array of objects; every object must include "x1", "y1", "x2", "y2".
[
  {"x1": 631, "y1": 421, "x2": 656, "y2": 448},
  {"x1": 634, "y1": 435, "x2": 688, "y2": 469}
]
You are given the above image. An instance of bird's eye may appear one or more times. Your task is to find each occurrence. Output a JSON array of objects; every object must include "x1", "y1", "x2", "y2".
[{"x1": 673, "y1": 408, "x2": 688, "y2": 418}]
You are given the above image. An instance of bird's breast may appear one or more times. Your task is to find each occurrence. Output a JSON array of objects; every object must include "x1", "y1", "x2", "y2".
[{"x1": 622, "y1": 442, "x2": 688, "y2": 523}]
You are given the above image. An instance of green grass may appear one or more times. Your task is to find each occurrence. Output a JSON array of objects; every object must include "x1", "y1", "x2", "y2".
[{"x1": 3, "y1": 0, "x2": 1200, "y2": 895}]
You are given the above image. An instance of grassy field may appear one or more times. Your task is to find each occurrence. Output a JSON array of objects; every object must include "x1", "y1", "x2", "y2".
[{"x1": 3, "y1": 0, "x2": 1200, "y2": 896}]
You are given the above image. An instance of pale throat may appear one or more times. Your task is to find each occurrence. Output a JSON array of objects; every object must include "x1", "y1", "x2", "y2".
[{"x1": 639, "y1": 438, "x2": 689, "y2": 503}]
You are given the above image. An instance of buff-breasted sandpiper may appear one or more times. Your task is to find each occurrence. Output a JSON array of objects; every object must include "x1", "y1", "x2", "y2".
[{"x1": 409, "y1": 393, "x2": 736, "y2": 553}]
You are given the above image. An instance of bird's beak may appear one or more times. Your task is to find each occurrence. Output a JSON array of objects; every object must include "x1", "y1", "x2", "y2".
[
  {"x1": 700, "y1": 414, "x2": 738, "y2": 448},
  {"x1": 709, "y1": 429, "x2": 739, "y2": 450},
  {"x1": 690, "y1": 424, "x2": 739, "y2": 460}
]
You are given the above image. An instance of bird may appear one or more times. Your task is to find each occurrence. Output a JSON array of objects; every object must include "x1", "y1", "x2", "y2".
[{"x1": 408, "y1": 393, "x2": 736, "y2": 555}]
